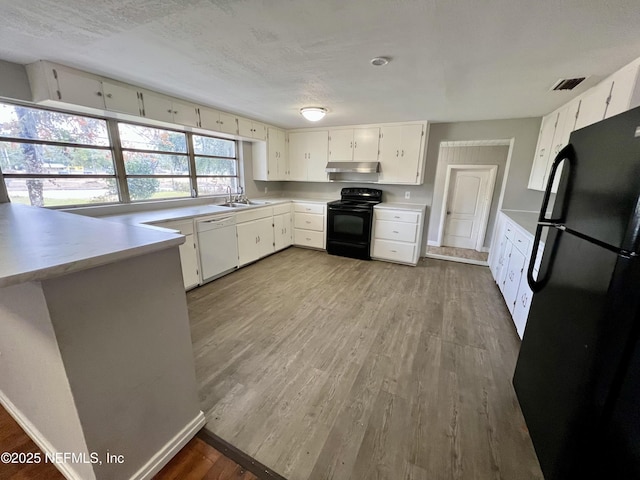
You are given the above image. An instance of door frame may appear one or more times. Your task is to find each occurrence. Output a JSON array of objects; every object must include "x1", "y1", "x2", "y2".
[{"x1": 437, "y1": 164, "x2": 498, "y2": 251}]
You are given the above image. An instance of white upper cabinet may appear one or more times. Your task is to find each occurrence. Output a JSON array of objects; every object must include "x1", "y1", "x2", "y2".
[
  {"x1": 238, "y1": 118, "x2": 267, "y2": 140},
  {"x1": 141, "y1": 92, "x2": 199, "y2": 127},
  {"x1": 378, "y1": 124, "x2": 426, "y2": 184},
  {"x1": 605, "y1": 60, "x2": 640, "y2": 119},
  {"x1": 52, "y1": 68, "x2": 105, "y2": 109},
  {"x1": 198, "y1": 107, "x2": 238, "y2": 135},
  {"x1": 528, "y1": 112, "x2": 557, "y2": 192},
  {"x1": 575, "y1": 80, "x2": 612, "y2": 130},
  {"x1": 268, "y1": 127, "x2": 288, "y2": 180},
  {"x1": 102, "y1": 81, "x2": 142, "y2": 116},
  {"x1": 288, "y1": 131, "x2": 329, "y2": 182},
  {"x1": 328, "y1": 127, "x2": 379, "y2": 161}
]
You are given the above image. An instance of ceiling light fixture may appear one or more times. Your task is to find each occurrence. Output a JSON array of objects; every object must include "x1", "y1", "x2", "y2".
[
  {"x1": 370, "y1": 56, "x2": 390, "y2": 66},
  {"x1": 300, "y1": 107, "x2": 327, "y2": 122}
]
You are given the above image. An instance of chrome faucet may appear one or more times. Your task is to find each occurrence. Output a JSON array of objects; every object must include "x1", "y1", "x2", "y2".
[{"x1": 225, "y1": 185, "x2": 232, "y2": 203}]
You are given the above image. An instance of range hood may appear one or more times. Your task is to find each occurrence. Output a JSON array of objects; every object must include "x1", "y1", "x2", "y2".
[{"x1": 325, "y1": 162, "x2": 380, "y2": 174}]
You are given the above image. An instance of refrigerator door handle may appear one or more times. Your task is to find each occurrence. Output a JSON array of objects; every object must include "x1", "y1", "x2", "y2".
[
  {"x1": 538, "y1": 144, "x2": 575, "y2": 224},
  {"x1": 528, "y1": 145, "x2": 575, "y2": 292}
]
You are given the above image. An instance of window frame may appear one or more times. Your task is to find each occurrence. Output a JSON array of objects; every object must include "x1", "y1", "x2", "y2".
[{"x1": 0, "y1": 100, "x2": 242, "y2": 207}]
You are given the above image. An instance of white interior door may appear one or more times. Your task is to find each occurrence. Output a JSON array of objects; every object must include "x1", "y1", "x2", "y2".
[{"x1": 443, "y1": 168, "x2": 493, "y2": 250}]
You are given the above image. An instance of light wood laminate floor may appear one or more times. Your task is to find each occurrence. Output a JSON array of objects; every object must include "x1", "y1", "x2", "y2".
[{"x1": 188, "y1": 248, "x2": 543, "y2": 480}]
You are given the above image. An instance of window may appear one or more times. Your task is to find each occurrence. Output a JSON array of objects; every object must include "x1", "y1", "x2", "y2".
[
  {"x1": 0, "y1": 101, "x2": 241, "y2": 207},
  {"x1": 193, "y1": 134, "x2": 238, "y2": 195},
  {"x1": 0, "y1": 103, "x2": 118, "y2": 207},
  {"x1": 118, "y1": 123, "x2": 191, "y2": 201}
]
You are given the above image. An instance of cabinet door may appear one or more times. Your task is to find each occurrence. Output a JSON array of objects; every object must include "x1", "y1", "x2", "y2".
[
  {"x1": 512, "y1": 279, "x2": 534, "y2": 339},
  {"x1": 282, "y1": 212, "x2": 292, "y2": 247},
  {"x1": 329, "y1": 129, "x2": 354, "y2": 161},
  {"x1": 102, "y1": 82, "x2": 141, "y2": 116},
  {"x1": 378, "y1": 125, "x2": 423, "y2": 184},
  {"x1": 198, "y1": 107, "x2": 220, "y2": 131},
  {"x1": 575, "y1": 81, "x2": 612, "y2": 130},
  {"x1": 305, "y1": 131, "x2": 329, "y2": 182},
  {"x1": 141, "y1": 92, "x2": 174, "y2": 123},
  {"x1": 237, "y1": 221, "x2": 260, "y2": 266},
  {"x1": 256, "y1": 216, "x2": 275, "y2": 258},
  {"x1": 239, "y1": 118, "x2": 265, "y2": 139},
  {"x1": 274, "y1": 214, "x2": 285, "y2": 251},
  {"x1": 288, "y1": 132, "x2": 308, "y2": 181},
  {"x1": 218, "y1": 112, "x2": 238, "y2": 135},
  {"x1": 54, "y1": 68, "x2": 105, "y2": 109},
  {"x1": 502, "y1": 244, "x2": 526, "y2": 315},
  {"x1": 252, "y1": 122, "x2": 267, "y2": 141},
  {"x1": 353, "y1": 127, "x2": 380, "y2": 161},
  {"x1": 267, "y1": 127, "x2": 287, "y2": 180},
  {"x1": 178, "y1": 234, "x2": 199, "y2": 289},
  {"x1": 378, "y1": 125, "x2": 403, "y2": 183},
  {"x1": 279, "y1": 133, "x2": 290, "y2": 179},
  {"x1": 605, "y1": 63, "x2": 640, "y2": 119},
  {"x1": 172, "y1": 100, "x2": 199, "y2": 127},
  {"x1": 528, "y1": 112, "x2": 557, "y2": 191}
]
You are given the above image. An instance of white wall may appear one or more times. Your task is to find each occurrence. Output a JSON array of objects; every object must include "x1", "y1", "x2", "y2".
[
  {"x1": 431, "y1": 144, "x2": 509, "y2": 249},
  {"x1": 0, "y1": 282, "x2": 96, "y2": 480},
  {"x1": 241, "y1": 141, "x2": 284, "y2": 199}
]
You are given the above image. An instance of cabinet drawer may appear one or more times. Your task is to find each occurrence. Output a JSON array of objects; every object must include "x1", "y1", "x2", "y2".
[
  {"x1": 153, "y1": 219, "x2": 194, "y2": 236},
  {"x1": 513, "y1": 229, "x2": 531, "y2": 254},
  {"x1": 504, "y1": 222, "x2": 515, "y2": 241},
  {"x1": 372, "y1": 239, "x2": 416, "y2": 264},
  {"x1": 374, "y1": 209, "x2": 419, "y2": 223},
  {"x1": 272, "y1": 202, "x2": 292, "y2": 215},
  {"x1": 374, "y1": 220, "x2": 418, "y2": 243},
  {"x1": 294, "y1": 229, "x2": 324, "y2": 249},
  {"x1": 294, "y1": 213, "x2": 324, "y2": 231},
  {"x1": 294, "y1": 203, "x2": 325, "y2": 214}
]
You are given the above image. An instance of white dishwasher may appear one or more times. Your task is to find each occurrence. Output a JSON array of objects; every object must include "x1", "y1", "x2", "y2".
[{"x1": 197, "y1": 215, "x2": 238, "y2": 282}]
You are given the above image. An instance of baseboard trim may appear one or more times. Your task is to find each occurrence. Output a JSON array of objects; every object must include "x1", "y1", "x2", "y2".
[
  {"x1": 424, "y1": 253, "x2": 489, "y2": 267},
  {"x1": 198, "y1": 429, "x2": 287, "y2": 480},
  {"x1": 131, "y1": 410, "x2": 206, "y2": 480},
  {"x1": 0, "y1": 391, "x2": 90, "y2": 480}
]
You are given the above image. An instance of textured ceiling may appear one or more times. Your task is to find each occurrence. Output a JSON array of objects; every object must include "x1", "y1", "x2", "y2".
[{"x1": 1, "y1": 0, "x2": 640, "y2": 128}]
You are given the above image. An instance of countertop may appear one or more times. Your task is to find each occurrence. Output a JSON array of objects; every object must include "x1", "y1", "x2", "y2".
[
  {"x1": 501, "y1": 210, "x2": 539, "y2": 236},
  {"x1": 375, "y1": 202, "x2": 426, "y2": 212},
  {"x1": 100, "y1": 197, "x2": 331, "y2": 226},
  {"x1": 0, "y1": 203, "x2": 184, "y2": 288}
]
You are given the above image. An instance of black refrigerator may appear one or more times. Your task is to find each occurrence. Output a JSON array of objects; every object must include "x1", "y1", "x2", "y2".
[{"x1": 513, "y1": 106, "x2": 640, "y2": 480}]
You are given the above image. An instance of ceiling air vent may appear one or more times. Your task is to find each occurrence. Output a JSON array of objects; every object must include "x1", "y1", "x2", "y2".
[{"x1": 551, "y1": 77, "x2": 586, "y2": 91}]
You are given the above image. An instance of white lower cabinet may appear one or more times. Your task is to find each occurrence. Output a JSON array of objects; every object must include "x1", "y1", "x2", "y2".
[
  {"x1": 273, "y1": 204, "x2": 293, "y2": 251},
  {"x1": 489, "y1": 212, "x2": 544, "y2": 339},
  {"x1": 293, "y1": 202, "x2": 326, "y2": 249},
  {"x1": 149, "y1": 219, "x2": 199, "y2": 290},
  {"x1": 371, "y1": 205, "x2": 425, "y2": 265},
  {"x1": 236, "y1": 209, "x2": 274, "y2": 267}
]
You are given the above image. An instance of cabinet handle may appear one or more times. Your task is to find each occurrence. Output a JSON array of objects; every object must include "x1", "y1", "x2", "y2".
[
  {"x1": 167, "y1": 109, "x2": 173, "y2": 113},
  {"x1": 258, "y1": 235, "x2": 261, "y2": 242},
  {"x1": 401, "y1": 150, "x2": 405, "y2": 157},
  {"x1": 390, "y1": 250, "x2": 397, "y2": 253},
  {"x1": 393, "y1": 230, "x2": 399, "y2": 234},
  {"x1": 96, "y1": 91, "x2": 103, "y2": 97},
  {"x1": 350, "y1": 141, "x2": 353, "y2": 148},
  {"x1": 306, "y1": 237, "x2": 311, "y2": 241},
  {"x1": 394, "y1": 215, "x2": 400, "y2": 219},
  {"x1": 105, "y1": 93, "x2": 112, "y2": 98},
  {"x1": 354, "y1": 141, "x2": 357, "y2": 148},
  {"x1": 509, "y1": 271, "x2": 514, "y2": 281},
  {"x1": 396, "y1": 150, "x2": 399, "y2": 157},
  {"x1": 306, "y1": 221, "x2": 311, "y2": 224}
]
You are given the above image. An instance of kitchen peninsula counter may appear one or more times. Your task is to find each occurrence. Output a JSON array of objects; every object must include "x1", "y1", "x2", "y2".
[{"x1": 0, "y1": 203, "x2": 204, "y2": 480}]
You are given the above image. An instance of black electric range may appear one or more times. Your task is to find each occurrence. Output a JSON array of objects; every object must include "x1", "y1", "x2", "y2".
[{"x1": 326, "y1": 188, "x2": 382, "y2": 260}]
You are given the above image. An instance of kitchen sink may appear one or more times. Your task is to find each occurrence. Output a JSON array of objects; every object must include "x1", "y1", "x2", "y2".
[{"x1": 219, "y1": 202, "x2": 250, "y2": 208}]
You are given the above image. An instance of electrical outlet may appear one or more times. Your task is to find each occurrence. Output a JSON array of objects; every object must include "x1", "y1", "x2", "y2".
[
  {"x1": 264, "y1": 186, "x2": 268, "y2": 194},
  {"x1": 405, "y1": 191, "x2": 411, "y2": 199}
]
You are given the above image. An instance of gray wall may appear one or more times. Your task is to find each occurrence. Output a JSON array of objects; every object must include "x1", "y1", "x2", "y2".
[
  {"x1": 282, "y1": 117, "x2": 544, "y2": 254},
  {"x1": 431, "y1": 144, "x2": 509, "y2": 249},
  {"x1": 0, "y1": 60, "x2": 31, "y2": 101}
]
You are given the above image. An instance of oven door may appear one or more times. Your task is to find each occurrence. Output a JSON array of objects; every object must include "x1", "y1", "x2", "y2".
[{"x1": 326, "y1": 206, "x2": 373, "y2": 259}]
